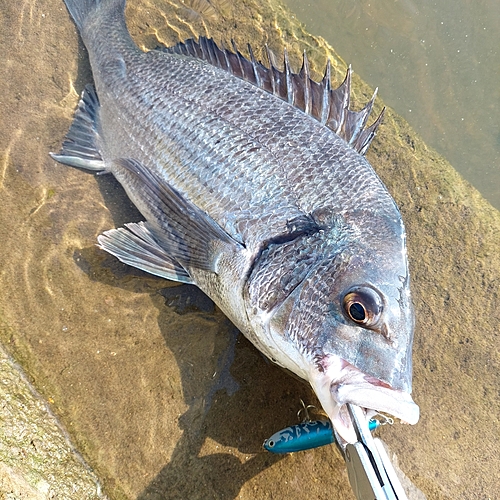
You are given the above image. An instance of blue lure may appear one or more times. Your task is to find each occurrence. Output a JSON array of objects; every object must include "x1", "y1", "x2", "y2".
[{"x1": 263, "y1": 419, "x2": 380, "y2": 454}]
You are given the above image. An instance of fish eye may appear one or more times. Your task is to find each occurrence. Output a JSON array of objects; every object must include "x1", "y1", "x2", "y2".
[{"x1": 342, "y1": 287, "x2": 382, "y2": 327}]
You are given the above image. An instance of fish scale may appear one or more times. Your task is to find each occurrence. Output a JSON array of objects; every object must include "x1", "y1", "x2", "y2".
[
  {"x1": 107, "y1": 47, "x2": 386, "y2": 240},
  {"x1": 118, "y1": 66, "x2": 305, "y2": 244},
  {"x1": 52, "y1": 0, "x2": 419, "y2": 448}
]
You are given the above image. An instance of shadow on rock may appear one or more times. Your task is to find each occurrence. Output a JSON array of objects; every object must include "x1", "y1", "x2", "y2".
[
  {"x1": 137, "y1": 430, "x2": 282, "y2": 500},
  {"x1": 74, "y1": 235, "x2": 313, "y2": 498},
  {"x1": 136, "y1": 291, "x2": 310, "y2": 499}
]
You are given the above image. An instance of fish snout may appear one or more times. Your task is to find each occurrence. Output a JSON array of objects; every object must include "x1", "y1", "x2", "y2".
[{"x1": 309, "y1": 355, "x2": 419, "y2": 443}]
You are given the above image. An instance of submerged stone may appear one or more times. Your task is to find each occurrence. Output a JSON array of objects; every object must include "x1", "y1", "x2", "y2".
[{"x1": 0, "y1": 0, "x2": 498, "y2": 499}]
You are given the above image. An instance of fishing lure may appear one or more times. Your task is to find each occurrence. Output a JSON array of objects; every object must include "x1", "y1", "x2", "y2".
[{"x1": 263, "y1": 418, "x2": 380, "y2": 454}]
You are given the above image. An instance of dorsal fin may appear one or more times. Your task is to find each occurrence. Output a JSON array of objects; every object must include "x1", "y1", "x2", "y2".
[{"x1": 163, "y1": 37, "x2": 384, "y2": 155}]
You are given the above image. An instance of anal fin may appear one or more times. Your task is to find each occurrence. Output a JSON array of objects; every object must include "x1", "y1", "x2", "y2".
[
  {"x1": 97, "y1": 221, "x2": 193, "y2": 284},
  {"x1": 50, "y1": 84, "x2": 106, "y2": 172}
]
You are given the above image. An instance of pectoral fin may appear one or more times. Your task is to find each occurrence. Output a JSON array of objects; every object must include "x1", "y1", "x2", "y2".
[{"x1": 109, "y1": 158, "x2": 244, "y2": 274}]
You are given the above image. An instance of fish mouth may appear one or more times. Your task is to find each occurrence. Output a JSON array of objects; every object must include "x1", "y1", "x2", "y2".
[{"x1": 309, "y1": 356, "x2": 419, "y2": 443}]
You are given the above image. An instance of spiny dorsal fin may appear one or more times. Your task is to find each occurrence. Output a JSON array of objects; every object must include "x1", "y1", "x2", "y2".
[{"x1": 163, "y1": 37, "x2": 384, "y2": 155}]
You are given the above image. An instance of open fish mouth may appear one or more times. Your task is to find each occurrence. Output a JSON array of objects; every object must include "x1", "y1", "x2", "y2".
[{"x1": 309, "y1": 355, "x2": 419, "y2": 443}]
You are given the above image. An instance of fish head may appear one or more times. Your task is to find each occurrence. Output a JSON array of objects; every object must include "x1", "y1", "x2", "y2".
[{"x1": 266, "y1": 213, "x2": 419, "y2": 443}]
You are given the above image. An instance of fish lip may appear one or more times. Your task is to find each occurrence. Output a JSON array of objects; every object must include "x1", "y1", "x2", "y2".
[
  {"x1": 331, "y1": 380, "x2": 420, "y2": 443},
  {"x1": 309, "y1": 355, "x2": 419, "y2": 443}
]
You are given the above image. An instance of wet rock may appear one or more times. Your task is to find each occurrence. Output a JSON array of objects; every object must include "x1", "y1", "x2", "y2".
[
  {"x1": 0, "y1": 345, "x2": 105, "y2": 499},
  {"x1": 0, "y1": 0, "x2": 498, "y2": 499},
  {"x1": 159, "y1": 285, "x2": 215, "y2": 315}
]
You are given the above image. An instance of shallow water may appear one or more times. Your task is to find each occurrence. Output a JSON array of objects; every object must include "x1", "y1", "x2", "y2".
[
  {"x1": 283, "y1": 0, "x2": 500, "y2": 210},
  {"x1": 1, "y1": 0, "x2": 499, "y2": 499},
  {"x1": 0, "y1": 1, "x2": 354, "y2": 498}
]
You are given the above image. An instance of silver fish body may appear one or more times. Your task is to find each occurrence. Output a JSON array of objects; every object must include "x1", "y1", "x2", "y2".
[{"x1": 52, "y1": 0, "x2": 419, "y2": 442}]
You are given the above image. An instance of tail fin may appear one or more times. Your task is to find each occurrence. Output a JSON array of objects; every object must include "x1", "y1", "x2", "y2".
[{"x1": 63, "y1": 0, "x2": 126, "y2": 31}]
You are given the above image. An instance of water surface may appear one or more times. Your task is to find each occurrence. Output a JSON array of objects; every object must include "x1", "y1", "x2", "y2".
[{"x1": 284, "y1": 0, "x2": 500, "y2": 209}]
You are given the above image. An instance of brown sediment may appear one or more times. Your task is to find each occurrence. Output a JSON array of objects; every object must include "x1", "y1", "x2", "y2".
[{"x1": 0, "y1": 0, "x2": 498, "y2": 499}]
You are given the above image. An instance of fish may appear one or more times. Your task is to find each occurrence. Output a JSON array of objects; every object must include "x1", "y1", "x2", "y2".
[{"x1": 51, "y1": 0, "x2": 419, "y2": 443}]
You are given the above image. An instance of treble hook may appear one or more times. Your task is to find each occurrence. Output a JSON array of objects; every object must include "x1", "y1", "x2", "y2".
[
  {"x1": 297, "y1": 399, "x2": 316, "y2": 423},
  {"x1": 373, "y1": 412, "x2": 394, "y2": 426}
]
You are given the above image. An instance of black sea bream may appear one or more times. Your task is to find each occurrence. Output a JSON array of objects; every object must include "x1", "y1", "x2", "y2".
[{"x1": 52, "y1": 0, "x2": 419, "y2": 443}]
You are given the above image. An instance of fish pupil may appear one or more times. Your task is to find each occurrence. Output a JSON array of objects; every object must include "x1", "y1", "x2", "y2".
[{"x1": 349, "y1": 303, "x2": 366, "y2": 322}]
